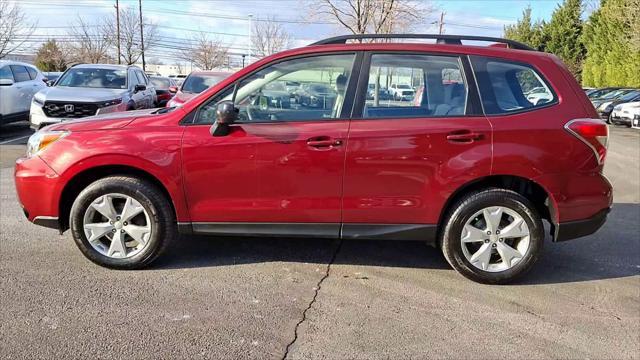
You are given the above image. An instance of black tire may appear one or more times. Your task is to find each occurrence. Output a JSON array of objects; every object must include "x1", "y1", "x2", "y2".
[
  {"x1": 440, "y1": 189, "x2": 544, "y2": 284},
  {"x1": 69, "y1": 176, "x2": 176, "y2": 269}
]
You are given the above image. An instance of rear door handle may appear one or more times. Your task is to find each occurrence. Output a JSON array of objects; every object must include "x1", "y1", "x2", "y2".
[
  {"x1": 307, "y1": 136, "x2": 343, "y2": 149},
  {"x1": 447, "y1": 131, "x2": 484, "y2": 143}
]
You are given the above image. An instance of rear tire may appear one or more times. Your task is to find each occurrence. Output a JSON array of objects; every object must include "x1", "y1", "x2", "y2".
[
  {"x1": 440, "y1": 189, "x2": 544, "y2": 284},
  {"x1": 69, "y1": 176, "x2": 176, "y2": 269}
]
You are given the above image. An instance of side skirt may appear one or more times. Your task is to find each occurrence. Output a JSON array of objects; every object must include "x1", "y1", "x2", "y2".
[{"x1": 178, "y1": 222, "x2": 437, "y2": 244}]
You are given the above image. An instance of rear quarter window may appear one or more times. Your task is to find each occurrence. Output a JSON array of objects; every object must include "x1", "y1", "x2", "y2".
[{"x1": 471, "y1": 56, "x2": 557, "y2": 115}]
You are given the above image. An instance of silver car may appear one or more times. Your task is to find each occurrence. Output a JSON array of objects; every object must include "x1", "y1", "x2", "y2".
[{"x1": 30, "y1": 64, "x2": 156, "y2": 129}]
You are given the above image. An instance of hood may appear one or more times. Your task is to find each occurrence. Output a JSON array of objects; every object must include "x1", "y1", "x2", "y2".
[
  {"x1": 36, "y1": 86, "x2": 128, "y2": 103},
  {"x1": 45, "y1": 108, "x2": 161, "y2": 132}
]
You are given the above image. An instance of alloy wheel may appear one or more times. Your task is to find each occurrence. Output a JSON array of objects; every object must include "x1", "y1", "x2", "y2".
[
  {"x1": 460, "y1": 206, "x2": 531, "y2": 272},
  {"x1": 82, "y1": 193, "x2": 152, "y2": 259}
]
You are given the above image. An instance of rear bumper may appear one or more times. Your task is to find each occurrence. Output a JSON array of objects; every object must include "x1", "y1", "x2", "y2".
[{"x1": 554, "y1": 207, "x2": 610, "y2": 242}]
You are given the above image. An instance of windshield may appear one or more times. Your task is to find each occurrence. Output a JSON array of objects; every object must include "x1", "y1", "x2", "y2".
[
  {"x1": 57, "y1": 68, "x2": 127, "y2": 89},
  {"x1": 600, "y1": 90, "x2": 628, "y2": 99},
  {"x1": 618, "y1": 91, "x2": 640, "y2": 101},
  {"x1": 181, "y1": 74, "x2": 228, "y2": 93},
  {"x1": 150, "y1": 77, "x2": 171, "y2": 89},
  {"x1": 397, "y1": 84, "x2": 411, "y2": 89}
]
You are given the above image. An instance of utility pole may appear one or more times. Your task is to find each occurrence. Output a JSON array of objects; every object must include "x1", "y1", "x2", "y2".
[
  {"x1": 438, "y1": 11, "x2": 445, "y2": 35},
  {"x1": 115, "y1": 0, "x2": 121, "y2": 64},
  {"x1": 138, "y1": 0, "x2": 146, "y2": 71}
]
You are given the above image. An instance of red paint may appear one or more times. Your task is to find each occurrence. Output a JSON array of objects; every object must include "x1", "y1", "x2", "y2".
[{"x1": 14, "y1": 41, "x2": 612, "y2": 233}]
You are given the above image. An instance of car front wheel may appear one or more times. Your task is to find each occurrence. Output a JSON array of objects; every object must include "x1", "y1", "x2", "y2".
[
  {"x1": 440, "y1": 189, "x2": 544, "y2": 284},
  {"x1": 69, "y1": 176, "x2": 176, "y2": 269}
]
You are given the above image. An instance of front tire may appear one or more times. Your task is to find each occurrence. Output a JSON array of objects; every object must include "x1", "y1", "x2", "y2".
[
  {"x1": 440, "y1": 189, "x2": 544, "y2": 284},
  {"x1": 69, "y1": 176, "x2": 176, "y2": 269}
]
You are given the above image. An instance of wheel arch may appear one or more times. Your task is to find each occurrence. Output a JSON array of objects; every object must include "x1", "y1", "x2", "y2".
[
  {"x1": 58, "y1": 165, "x2": 177, "y2": 233},
  {"x1": 437, "y1": 175, "x2": 558, "y2": 241}
]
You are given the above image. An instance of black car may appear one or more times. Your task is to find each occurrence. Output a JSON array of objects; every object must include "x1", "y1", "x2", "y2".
[{"x1": 294, "y1": 83, "x2": 337, "y2": 109}]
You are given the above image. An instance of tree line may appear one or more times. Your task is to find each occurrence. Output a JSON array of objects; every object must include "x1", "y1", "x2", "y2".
[{"x1": 504, "y1": 0, "x2": 639, "y2": 87}]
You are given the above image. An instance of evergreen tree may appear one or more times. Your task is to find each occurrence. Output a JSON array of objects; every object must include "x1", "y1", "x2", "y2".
[
  {"x1": 582, "y1": 0, "x2": 640, "y2": 87},
  {"x1": 504, "y1": 6, "x2": 546, "y2": 50},
  {"x1": 543, "y1": 0, "x2": 585, "y2": 81},
  {"x1": 34, "y1": 40, "x2": 67, "y2": 72}
]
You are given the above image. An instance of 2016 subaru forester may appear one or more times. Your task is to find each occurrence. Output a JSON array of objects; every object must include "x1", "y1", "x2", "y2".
[{"x1": 15, "y1": 34, "x2": 612, "y2": 284}]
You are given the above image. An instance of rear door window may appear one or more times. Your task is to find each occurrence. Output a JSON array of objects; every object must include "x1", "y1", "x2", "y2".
[
  {"x1": 10, "y1": 65, "x2": 31, "y2": 82},
  {"x1": 471, "y1": 56, "x2": 556, "y2": 115},
  {"x1": 26, "y1": 66, "x2": 38, "y2": 80},
  {"x1": 360, "y1": 53, "x2": 468, "y2": 119}
]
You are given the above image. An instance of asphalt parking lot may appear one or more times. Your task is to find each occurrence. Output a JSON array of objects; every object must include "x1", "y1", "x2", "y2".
[{"x1": 0, "y1": 123, "x2": 638, "y2": 359}]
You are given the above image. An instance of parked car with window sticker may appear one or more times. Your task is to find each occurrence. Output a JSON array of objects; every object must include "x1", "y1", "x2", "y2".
[{"x1": 15, "y1": 34, "x2": 612, "y2": 284}]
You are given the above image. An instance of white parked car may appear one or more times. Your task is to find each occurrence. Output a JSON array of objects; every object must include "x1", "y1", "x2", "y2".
[
  {"x1": 389, "y1": 84, "x2": 415, "y2": 101},
  {"x1": 610, "y1": 101, "x2": 640, "y2": 127},
  {"x1": 0, "y1": 60, "x2": 47, "y2": 125}
]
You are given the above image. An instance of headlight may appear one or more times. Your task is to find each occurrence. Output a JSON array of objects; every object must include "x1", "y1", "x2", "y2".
[
  {"x1": 26, "y1": 130, "x2": 69, "y2": 158},
  {"x1": 32, "y1": 95, "x2": 45, "y2": 106},
  {"x1": 99, "y1": 98, "x2": 123, "y2": 108},
  {"x1": 613, "y1": 104, "x2": 623, "y2": 111}
]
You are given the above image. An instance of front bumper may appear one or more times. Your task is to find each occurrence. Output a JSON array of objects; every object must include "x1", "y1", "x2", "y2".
[
  {"x1": 554, "y1": 207, "x2": 610, "y2": 242},
  {"x1": 30, "y1": 102, "x2": 123, "y2": 129},
  {"x1": 15, "y1": 155, "x2": 61, "y2": 230}
]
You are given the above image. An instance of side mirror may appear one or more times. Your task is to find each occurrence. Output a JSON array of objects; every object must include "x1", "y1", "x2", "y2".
[
  {"x1": 134, "y1": 84, "x2": 146, "y2": 92},
  {"x1": 210, "y1": 101, "x2": 239, "y2": 137},
  {"x1": 0, "y1": 78, "x2": 14, "y2": 86},
  {"x1": 46, "y1": 80, "x2": 55, "y2": 87}
]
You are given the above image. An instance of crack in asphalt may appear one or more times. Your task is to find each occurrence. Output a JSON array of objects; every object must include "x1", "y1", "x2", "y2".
[{"x1": 281, "y1": 239, "x2": 343, "y2": 360}]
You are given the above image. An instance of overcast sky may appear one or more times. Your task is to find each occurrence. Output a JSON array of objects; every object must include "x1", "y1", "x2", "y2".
[{"x1": 14, "y1": 0, "x2": 566, "y2": 66}]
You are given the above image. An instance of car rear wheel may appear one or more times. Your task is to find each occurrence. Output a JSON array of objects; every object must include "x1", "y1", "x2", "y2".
[
  {"x1": 440, "y1": 189, "x2": 544, "y2": 284},
  {"x1": 69, "y1": 176, "x2": 175, "y2": 269}
]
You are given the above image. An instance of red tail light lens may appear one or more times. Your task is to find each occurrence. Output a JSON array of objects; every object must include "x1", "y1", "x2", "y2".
[{"x1": 565, "y1": 119, "x2": 609, "y2": 165}]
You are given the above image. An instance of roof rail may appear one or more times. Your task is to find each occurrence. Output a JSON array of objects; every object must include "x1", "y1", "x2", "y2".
[{"x1": 310, "y1": 34, "x2": 535, "y2": 51}]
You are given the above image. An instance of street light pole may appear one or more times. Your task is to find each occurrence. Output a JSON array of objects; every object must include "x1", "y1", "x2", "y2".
[
  {"x1": 115, "y1": 0, "x2": 121, "y2": 64},
  {"x1": 138, "y1": 0, "x2": 146, "y2": 71}
]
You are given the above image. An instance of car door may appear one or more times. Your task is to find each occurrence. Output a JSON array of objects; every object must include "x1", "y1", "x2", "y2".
[
  {"x1": 136, "y1": 70, "x2": 154, "y2": 108},
  {"x1": 25, "y1": 65, "x2": 45, "y2": 98},
  {"x1": 9, "y1": 65, "x2": 34, "y2": 114},
  {"x1": 341, "y1": 52, "x2": 492, "y2": 239},
  {"x1": 128, "y1": 70, "x2": 143, "y2": 109},
  {"x1": 181, "y1": 53, "x2": 360, "y2": 237}
]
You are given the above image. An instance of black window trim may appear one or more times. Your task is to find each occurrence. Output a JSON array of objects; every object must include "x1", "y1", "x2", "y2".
[
  {"x1": 468, "y1": 55, "x2": 559, "y2": 117},
  {"x1": 349, "y1": 51, "x2": 484, "y2": 121},
  {"x1": 182, "y1": 51, "x2": 364, "y2": 126}
]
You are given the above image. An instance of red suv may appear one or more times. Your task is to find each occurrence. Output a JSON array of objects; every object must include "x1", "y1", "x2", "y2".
[{"x1": 15, "y1": 35, "x2": 612, "y2": 284}]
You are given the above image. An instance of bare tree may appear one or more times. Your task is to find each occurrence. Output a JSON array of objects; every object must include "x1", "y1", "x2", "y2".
[
  {"x1": 311, "y1": 0, "x2": 434, "y2": 35},
  {"x1": 0, "y1": 2, "x2": 36, "y2": 59},
  {"x1": 104, "y1": 7, "x2": 159, "y2": 65},
  {"x1": 251, "y1": 17, "x2": 292, "y2": 58},
  {"x1": 179, "y1": 33, "x2": 229, "y2": 70},
  {"x1": 67, "y1": 16, "x2": 112, "y2": 63}
]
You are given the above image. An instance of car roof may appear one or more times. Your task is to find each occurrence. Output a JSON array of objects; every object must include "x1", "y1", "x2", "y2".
[
  {"x1": 72, "y1": 63, "x2": 138, "y2": 70},
  {"x1": 0, "y1": 60, "x2": 37, "y2": 68}
]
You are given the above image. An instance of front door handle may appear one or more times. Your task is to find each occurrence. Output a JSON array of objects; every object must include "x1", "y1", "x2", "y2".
[
  {"x1": 447, "y1": 130, "x2": 484, "y2": 143},
  {"x1": 307, "y1": 136, "x2": 343, "y2": 149}
]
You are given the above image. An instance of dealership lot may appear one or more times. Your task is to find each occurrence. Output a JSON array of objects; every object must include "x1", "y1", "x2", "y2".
[{"x1": 0, "y1": 125, "x2": 638, "y2": 359}]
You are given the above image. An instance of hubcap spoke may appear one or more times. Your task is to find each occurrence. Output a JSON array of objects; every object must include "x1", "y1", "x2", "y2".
[
  {"x1": 91, "y1": 195, "x2": 118, "y2": 221},
  {"x1": 469, "y1": 243, "x2": 492, "y2": 271},
  {"x1": 107, "y1": 231, "x2": 127, "y2": 258},
  {"x1": 496, "y1": 242, "x2": 523, "y2": 268},
  {"x1": 482, "y1": 207, "x2": 503, "y2": 233},
  {"x1": 499, "y1": 218, "x2": 528, "y2": 239},
  {"x1": 462, "y1": 224, "x2": 489, "y2": 243},
  {"x1": 84, "y1": 222, "x2": 114, "y2": 243},
  {"x1": 120, "y1": 197, "x2": 144, "y2": 222},
  {"x1": 124, "y1": 225, "x2": 151, "y2": 246}
]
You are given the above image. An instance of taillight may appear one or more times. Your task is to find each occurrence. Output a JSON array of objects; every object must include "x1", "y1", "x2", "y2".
[{"x1": 565, "y1": 119, "x2": 609, "y2": 165}]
